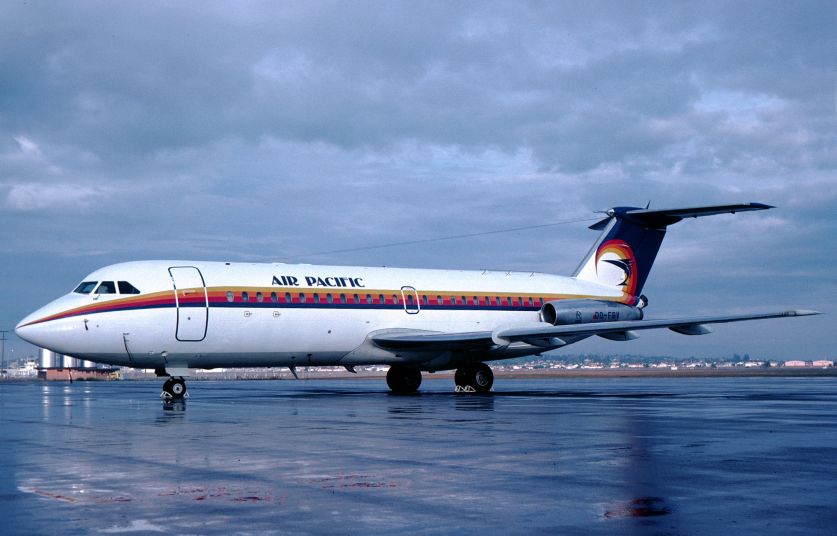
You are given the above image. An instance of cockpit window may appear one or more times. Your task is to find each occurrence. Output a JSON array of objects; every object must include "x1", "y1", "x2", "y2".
[
  {"x1": 118, "y1": 281, "x2": 141, "y2": 294},
  {"x1": 74, "y1": 281, "x2": 98, "y2": 294},
  {"x1": 95, "y1": 281, "x2": 117, "y2": 294}
]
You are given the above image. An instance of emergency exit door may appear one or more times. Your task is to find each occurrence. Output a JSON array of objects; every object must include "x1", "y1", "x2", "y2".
[{"x1": 169, "y1": 266, "x2": 208, "y2": 341}]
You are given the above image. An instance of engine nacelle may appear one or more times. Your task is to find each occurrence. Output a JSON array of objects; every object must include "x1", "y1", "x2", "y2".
[{"x1": 541, "y1": 299, "x2": 643, "y2": 326}]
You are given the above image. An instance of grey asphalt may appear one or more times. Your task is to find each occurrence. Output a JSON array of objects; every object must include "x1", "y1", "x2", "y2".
[{"x1": 1, "y1": 377, "x2": 836, "y2": 535}]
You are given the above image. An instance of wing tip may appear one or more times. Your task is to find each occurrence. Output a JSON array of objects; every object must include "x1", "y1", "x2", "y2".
[{"x1": 785, "y1": 309, "x2": 821, "y2": 317}]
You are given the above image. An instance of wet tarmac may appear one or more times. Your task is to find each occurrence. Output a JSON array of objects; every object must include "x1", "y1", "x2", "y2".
[{"x1": 1, "y1": 377, "x2": 836, "y2": 535}]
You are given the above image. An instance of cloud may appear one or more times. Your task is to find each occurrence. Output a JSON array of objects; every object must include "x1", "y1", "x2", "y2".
[
  {"x1": 5, "y1": 182, "x2": 110, "y2": 211},
  {"x1": 13, "y1": 136, "x2": 41, "y2": 157}
]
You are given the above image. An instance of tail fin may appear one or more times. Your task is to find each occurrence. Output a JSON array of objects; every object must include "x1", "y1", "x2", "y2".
[{"x1": 572, "y1": 203, "x2": 773, "y2": 304}]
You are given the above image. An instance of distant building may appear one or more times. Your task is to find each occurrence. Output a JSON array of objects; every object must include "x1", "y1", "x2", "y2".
[
  {"x1": 812, "y1": 360, "x2": 834, "y2": 368},
  {"x1": 6, "y1": 360, "x2": 38, "y2": 377},
  {"x1": 784, "y1": 360, "x2": 808, "y2": 367}
]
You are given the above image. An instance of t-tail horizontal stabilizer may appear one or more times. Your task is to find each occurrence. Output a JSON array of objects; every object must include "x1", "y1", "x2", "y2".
[{"x1": 587, "y1": 202, "x2": 774, "y2": 230}]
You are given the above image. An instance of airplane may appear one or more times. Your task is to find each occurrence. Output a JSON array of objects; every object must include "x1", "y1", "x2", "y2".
[{"x1": 15, "y1": 202, "x2": 819, "y2": 399}]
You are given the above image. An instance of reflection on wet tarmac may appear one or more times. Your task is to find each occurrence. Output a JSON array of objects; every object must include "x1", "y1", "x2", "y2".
[
  {"x1": 161, "y1": 400, "x2": 186, "y2": 413},
  {"x1": 604, "y1": 496, "x2": 672, "y2": 518},
  {"x1": 1, "y1": 377, "x2": 836, "y2": 535},
  {"x1": 454, "y1": 393, "x2": 495, "y2": 412}
]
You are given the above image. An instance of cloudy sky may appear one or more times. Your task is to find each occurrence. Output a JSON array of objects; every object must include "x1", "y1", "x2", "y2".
[{"x1": 1, "y1": 1, "x2": 834, "y2": 362}]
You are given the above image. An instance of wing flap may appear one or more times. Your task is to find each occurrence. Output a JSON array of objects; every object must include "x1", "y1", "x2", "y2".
[
  {"x1": 669, "y1": 324, "x2": 713, "y2": 335},
  {"x1": 598, "y1": 330, "x2": 639, "y2": 341}
]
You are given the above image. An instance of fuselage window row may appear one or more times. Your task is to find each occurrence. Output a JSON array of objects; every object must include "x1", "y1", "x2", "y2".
[{"x1": 216, "y1": 290, "x2": 544, "y2": 308}]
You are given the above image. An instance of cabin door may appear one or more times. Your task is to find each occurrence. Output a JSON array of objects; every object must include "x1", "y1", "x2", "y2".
[
  {"x1": 168, "y1": 266, "x2": 209, "y2": 342},
  {"x1": 400, "y1": 286, "x2": 420, "y2": 314}
]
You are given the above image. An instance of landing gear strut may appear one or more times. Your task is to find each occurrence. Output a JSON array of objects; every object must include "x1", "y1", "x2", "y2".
[
  {"x1": 454, "y1": 363, "x2": 494, "y2": 393},
  {"x1": 162, "y1": 377, "x2": 187, "y2": 399},
  {"x1": 386, "y1": 365, "x2": 422, "y2": 394}
]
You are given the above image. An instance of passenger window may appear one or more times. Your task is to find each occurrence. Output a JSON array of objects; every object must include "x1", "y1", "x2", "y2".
[
  {"x1": 117, "y1": 281, "x2": 141, "y2": 294},
  {"x1": 529, "y1": 297, "x2": 534, "y2": 307},
  {"x1": 242, "y1": 291, "x2": 250, "y2": 302},
  {"x1": 517, "y1": 297, "x2": 523, "y2": 307},
  {"x1": 226, "y1": 291, "x2": 234, "y2": 302},
  {"x1": 326, "y1": 293, "x2": 333, "y2": 304},
  {"x1": 378, "y1": 294, "x2": 385, "y2": 304},
  {"x1": 95, "y1": 281, "x2": 117, "y2": 294},
  {"x1": 313, "y1": 293, "x2": 320, "y2": 303},
  {"x1": 271, "y1": 292, "x2": 278, "y2": 303},
  {"x1": 422, "y1": 295, "x2": 428, "y2": 305},
  {"x1": 437, "y1": 295, "x2": 443, "y2": 304},
  {"x1": 74, "y1": 281, "x2": 98, "y2": 294},
  {"x1": 392, "y1": 294, "x2": 399, "y2": 304},
  {"x1": 539, "y1": 297, "x2": 544, "y2": 307},
  {"x1": 256, "y1": 292, "x2": 264, "y2": 303},
  {"x1": 507, "y1": 297, "x2": 513, "y2": 306},
  {"x1": 495, "y1": 297, "x2": 501, "y2": 306},
  {"x1": 299, "y1": 292, "x2": 306, "y2": 303},
  {"x1": 285, "y1": 292, "x2": 292, "y2": 302},
  {"x1": 353, "y1": 294, "x2": 360, "y2": 304},
  {"x1": 451, "y1": 296, "x2": 457, "y2": 305},
  {"x1": 366, "y1": 294, "x2": 373, "y2": 304},
  {"x1": 341, "y1": 294, "x2": 348, "y2": 304},
  {"x1": 461, "y1": 296, "x2": 467, "y2": 305},
  {"x1": 473, "y1": 296, "x2": 479, "y2": 305}
]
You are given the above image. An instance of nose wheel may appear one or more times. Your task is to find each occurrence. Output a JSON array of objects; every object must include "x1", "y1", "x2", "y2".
[
  {"x1": 162, "y1": 377, "x2": 187, "y2": 399},
  {"x1": 454, "y1": 363, "x2": 493, "y2": 393}
]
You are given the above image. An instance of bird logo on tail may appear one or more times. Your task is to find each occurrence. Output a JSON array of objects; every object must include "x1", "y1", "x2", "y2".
[
  {"x1": 595, "y1": 240, "x2": 638, "y2": 300},
  {"x1": 603, "y1": 258, "x2": 633, "y2": 287}
]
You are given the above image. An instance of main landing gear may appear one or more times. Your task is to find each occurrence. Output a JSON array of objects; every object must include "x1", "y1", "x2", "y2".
[
  {"x1": 162, "y1": 377, "x2": 187, "y2": 400},
  {"x1": 386, "y1": 365, "x2": 422, "y2": 394},
  {"x1": 454, "y1": 363, "x2": 494, "y2": 393},
  {"x1": 385, "y1": 363, "x2": 495, "y2": 394}
]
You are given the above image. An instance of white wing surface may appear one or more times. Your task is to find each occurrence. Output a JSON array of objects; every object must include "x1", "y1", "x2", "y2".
[{"x1": 371, "y1": 310, "x2": 820, "y2": 351}]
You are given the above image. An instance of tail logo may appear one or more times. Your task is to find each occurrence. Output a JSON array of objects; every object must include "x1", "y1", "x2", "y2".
[
  {"x1": 595, "y1": 240, "x2": 638, "y2": 298},
  {"x1": 603, "y1": 258, "x2": 633, "y2": 286}
]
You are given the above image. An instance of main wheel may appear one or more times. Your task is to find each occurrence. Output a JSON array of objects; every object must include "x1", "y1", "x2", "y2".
[
  {"x1": 163, "y1": 377, "x2": 187, "y2": 399},
  {"x1": 454, "y1": 367, "x2": 469, "y2": 388},
  {"x1": 468, "y1": 363, "x2": 494, "y2": 393},
  {"x1": 386, "y1": 366, "x2": 422, "y2": 394}
]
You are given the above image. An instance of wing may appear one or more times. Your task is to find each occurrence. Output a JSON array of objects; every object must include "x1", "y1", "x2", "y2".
[{"x1": 371, "y1": 310, "x2": 820, "y2": 351}]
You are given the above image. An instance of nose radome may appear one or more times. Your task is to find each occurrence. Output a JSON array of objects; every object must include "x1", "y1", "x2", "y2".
[
  {"x1": 15, "y1": 296, "x2": 75, "y2": 348},
  {"x1": 15, "y1": 316, "x2": 44, "y2": 347},
  {"x1": 15, "y1": 293, "x2": 95, "y2": 354}
]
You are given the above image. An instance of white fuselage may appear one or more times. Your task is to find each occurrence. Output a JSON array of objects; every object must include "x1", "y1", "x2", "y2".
[{"x1": 16, "y1": 260, "x2": 625, "y2": 371}]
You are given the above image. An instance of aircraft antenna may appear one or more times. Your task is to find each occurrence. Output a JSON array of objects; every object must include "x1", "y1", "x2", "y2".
[
  {"x1": 283, "y1": 216, "x2": 598, "y2": 261},
  {"x1": 0, "y1": 330, "x2": 7, "y2": 372}
]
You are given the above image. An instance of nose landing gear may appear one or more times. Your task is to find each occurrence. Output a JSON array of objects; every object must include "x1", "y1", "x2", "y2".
[{"x1": 162, "y1": 377, "x2": 187, "y2": 399}]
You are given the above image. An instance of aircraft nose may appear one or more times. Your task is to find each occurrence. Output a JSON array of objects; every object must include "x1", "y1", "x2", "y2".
[
  {"x1": 16, "y1": 294, "x2": 90, "y2": 353},
  {"x1": 15, "y1": 298, "x2": 72, "y2": 348},
  {"x1": 15, "y1": 315, "x2": 45, "y2": 347}
]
